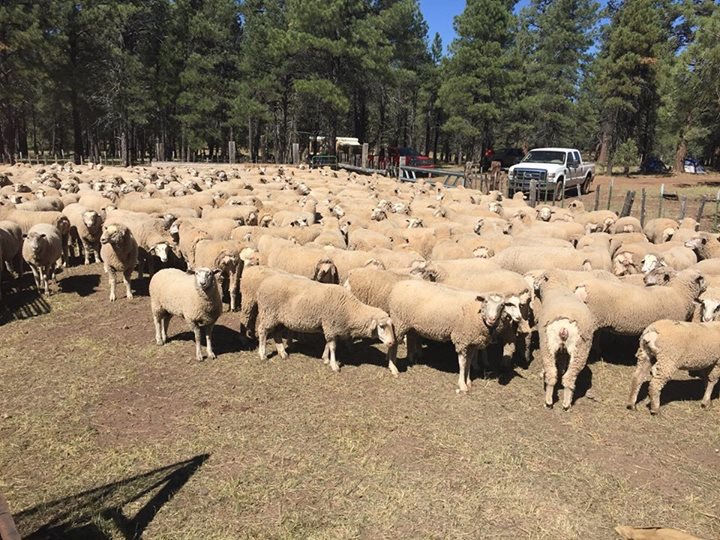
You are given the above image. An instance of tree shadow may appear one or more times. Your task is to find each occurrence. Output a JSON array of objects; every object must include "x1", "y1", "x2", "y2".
[
  {"x1": 13, "y1": 454, "x2": 209, "y2": 540},
  {"x1": 0, "y1": 279, "x2": 51, "y2": 324},
  {"x1": 59, "y1": 274, "x2": 101, "y2": 297}
]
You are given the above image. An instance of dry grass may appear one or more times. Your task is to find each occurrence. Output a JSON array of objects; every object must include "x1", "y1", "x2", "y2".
[{"x1": 1, "y1": 265, "x2": 720, "y2": 539}]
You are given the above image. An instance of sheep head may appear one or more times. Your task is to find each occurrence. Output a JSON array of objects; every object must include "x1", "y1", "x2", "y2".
[
  {"x1": 369, "y1": 317, "x2": 395, "y2": 347},
  {"x1": 476, "y1": 293, "x2": 504, "y2": 329},
  {"x1": 152, "y1": 242, "x2": 171, "y2": 263},
  {"x1": 189, "y1": 267, "x2": 221, "y2": 292},
  {"x1": 537, "y1": 206, "x2": 552, "y2": 222},
  {"x1": 24, "y1": 231, "x2": 48, "y2": 254},
  {"x1": 100, "y1": 224, "x2": 128, "y2": 246},
  {"x1": 643, "y1": 266, "x2": 677, "y2": 287},
  {"x1": 701, "y1": 294, "x2": 720, "y2": 322},
  {"x1": 82, "y1": 210, "x2": 102, "y2": 231},
  {"x1": 641, "y1": 254, "x2": 666, "y2": 274},
  {"x1": 313, "y1": 258, "x2": 339, "y2": 284}
]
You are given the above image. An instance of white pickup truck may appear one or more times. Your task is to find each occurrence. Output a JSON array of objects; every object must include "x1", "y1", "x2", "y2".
[{"x1": 507, "y1": 148, "x2": 594, "y2": 200}]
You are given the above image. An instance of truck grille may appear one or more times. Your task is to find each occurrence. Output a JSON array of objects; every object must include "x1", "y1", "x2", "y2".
[{"x1": 510, "y1": 168, "x2": 548, "y2": 189}]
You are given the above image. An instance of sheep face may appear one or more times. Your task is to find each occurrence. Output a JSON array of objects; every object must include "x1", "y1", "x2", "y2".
[
  {"x1": 641, "y1": 254, "x2": 665, "y2": 274},
  {"x1": 643, "y1": 267, "x2": 676, "y2": 287},
  {"x1": 192, "y1": 267, "x2": 221, "y2": 291},
  {"x1": 313, "y1": 259, "x2": 339, "y2": 284},
  {"x1": 24, "y1": 232, "x2": 48, "y2": 255},
  {"x1": 100, "y1": 224, "x2": 126, "y2": 246},
  {"x1": 537, "y1": 206, "x2": 552, "y2": 221},
  {"x1": 473, "y1": 246, "x2": 494, "y2": 259},
  {"x1": 153, "y1": 243, "x2": 171, "y2": 263},
  {"x1": 55, "y1": 216, "x2": 71, "y2": 235},
  {"x1": 478, "y1": 293, "x2": 504, "y2": 328},
  {"x1": 372, "y1": 317, "x2": 396, "y2": 347},
  {"x1": 701, "y1": 297, "x2": 720, "y2": 322},
  {"x1": 684, "y1": 235, "x2": 706, "y2": 252},
  {"x1": 370, "y1": 208, "x2": 387, "y2": 221},
  {"x1": 83, "y1": 211, "x2": 102, "y2": 230},
  {"x1": 406, "y1": 218, "x2": 424, "y2": 228}
]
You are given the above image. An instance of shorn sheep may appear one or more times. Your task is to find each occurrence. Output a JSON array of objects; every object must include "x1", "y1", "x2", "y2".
[
  {"x1": 150, "y1": 268, "x2": 223, "y2": 362},
  {"x1": 100, "y1": 223, "x2": 138, "y2": 302},
  {"x1": 21, "y1": 223, "x2": 62, "y2": 295},
  {"x1": 255, "y1": 273, "x2": 396, "y2": 372},
  {"x1": 627, "y1": 320, "x2": 720, "y2": 414}
]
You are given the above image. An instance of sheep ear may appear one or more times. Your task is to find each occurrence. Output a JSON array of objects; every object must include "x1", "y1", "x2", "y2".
[
  {"x1": 22, "y1": 233, "x2": 27, "y2": 238},
  {"x1": 475, "y1": 294, "x2": 486, "y2": 303},
  {"x1": 39, "y1": 233, "x2": 46, "y2": 239},
  {"x1": 369, "y1": 319, "x2": 378, "y2": 331},
  {"x1": 212, "y1": 268, "x2": 222, "y2": 276},
  {"x1": 574, "y1": 285, "x2": 588, "y2": 303},
  {"x1": 186, "y1": 268, "x2": 195, "y2": 275},
  {"x1": 696, "y1": 274, "x2": 706, "y2": 290}
]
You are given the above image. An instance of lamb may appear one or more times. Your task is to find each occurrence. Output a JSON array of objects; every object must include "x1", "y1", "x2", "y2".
[
  {"x1": 255, "y1": 273, "x2": 395, "y2": 372},
  {"x1": 387, "y1": 280, "x2": 506, "y2": 389},
  {"x1": 533, "y1": 271, "x2": 595, "y2": 409},
  {"x1": 62, "y1": 203, "x2": 103, "y2": 264},
  {"x1": 574, "y1": 268, "x2": 706, "y2": 339},
  {"x1": 627, "y1": 320, "x2": 720, "y2": 413},
  {"x1": 150, "y1": 268, "x2": 223, "y2": 361},
  {"x1": 643, "y1": 218, "x2": 678, "y2": 243},
  {"x1": 21, "y1": 223, "x2": 62, "y2": 295},
  {"x1": 99, "y1": 223, "x2": 139, "y2": 302}
]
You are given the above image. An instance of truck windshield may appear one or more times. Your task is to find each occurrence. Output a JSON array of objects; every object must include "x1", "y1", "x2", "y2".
[{"x1": 521, "y1": 151, "x2": 566, "y2": 165}]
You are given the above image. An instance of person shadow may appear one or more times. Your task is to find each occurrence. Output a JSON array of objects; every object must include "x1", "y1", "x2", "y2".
[{"x1": 11, "y1": 454, "x2": 209, "y2": 539}]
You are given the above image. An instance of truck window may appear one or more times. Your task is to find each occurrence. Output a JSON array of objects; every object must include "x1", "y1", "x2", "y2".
[{"x1": 573, "y1": 151, "x2": 580, "y2": 164}]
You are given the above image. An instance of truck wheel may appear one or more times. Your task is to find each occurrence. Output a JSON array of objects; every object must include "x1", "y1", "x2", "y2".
[
  {"x1": 581, "y1": 174, "x2": 592, "y2": 195},
  {"x1": 554, "y1": 180, "x2": 565, "y2": 201}
]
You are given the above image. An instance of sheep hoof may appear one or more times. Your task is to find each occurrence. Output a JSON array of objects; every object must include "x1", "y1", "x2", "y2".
[
  {"x1": 649, "y1": 409, "x2": 659, "y2": 416},
  {"x1": 700, "y1": 401, "x2": 710, "y2": 409},
  {"x1": 207, "y1": 353, "x2": 216, "y2": 360},
  {"x1": 562, "y1": 404, "x2": 571, "y2": 411},
  {"x1": 109, "y1": 296, "x2": 116, "y2": 302},
  {"x1": 626, "y1": 404, "x2": 636, "y2": 411},
  {"x1": 544, "y1": 402, "x2": 553, "y2": 409},
  {"x1": 156, "y1": 339, "x2": 163, "y2": 346}
]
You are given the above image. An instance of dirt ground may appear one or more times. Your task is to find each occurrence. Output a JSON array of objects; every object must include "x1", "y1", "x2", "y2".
[{"x1": 1, "y1": 263, "x2": 720, "y2": 539}]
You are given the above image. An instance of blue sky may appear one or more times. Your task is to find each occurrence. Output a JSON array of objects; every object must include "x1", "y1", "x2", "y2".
[{"x1": 420, "y1": 0, "x2": 532, "y2": 53}]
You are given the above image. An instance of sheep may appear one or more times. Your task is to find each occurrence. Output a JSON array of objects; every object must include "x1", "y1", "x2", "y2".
[
  {"x1": 571, "y1": 210, "x2": 618, "y2": 232},
  {"x1": 0, "y1": 209, "x2": 71, "y2": 266},
  {"x1": 265, "y1": 244, "x2": 340, "y2": 283},
  {"x1": 150, "y1": 268, "x2": 223, "y2": 361},
  {"x1": 21, "y1": 223, "x2": 62, "y2": 295},
  {"x1": 386, "y1": 280, "x2": 507, "y2": 390},
  {"x1": 643, "y1": 218, "x2": 678, "y2": 243},
  {"x1": 574, "y1": 268, "x2": 706, "y2": 340},
  {"x1": 609, "y1": 216, "x2": 642, "y2": 234},
  {"x1": 0, "y1": 220, "x2": 23, "y2": 281},
  {"x1": 15, "y1": 196, "x2": 64, "y2": 212},
  {"x1": 99, "y1": 223, "x2": 138, "y2": 302},
  {"x1": 255, "y1": 273, "x2": 395, "y2": 372},
  {"x1": 533, "y1": 271, "x2": 595, "y2": 409},
  {"x1": 627, "y1": 320, "x2": 720, "y2": 413},
  {"x1": 698, "y1": 286, "x2": 720, "y2": 322},
  {"x1": 493, "y1": 246, "x2": 596, "y2": 274},
  {"x1": 684, "y1": 232, "x2": 720, "y2": 260},
  {"x1": 640, "y1": 247, "x2": 698, "y2": 273},
  {"x1": 107, "y1": 210, "x2": 174, "y2": 276},
  {"x1": 191, "y1": 239, "x2": 244, "y2": 311},
  {"x1": 62, "y1": 204, "x2": 103, "y2": 264}
]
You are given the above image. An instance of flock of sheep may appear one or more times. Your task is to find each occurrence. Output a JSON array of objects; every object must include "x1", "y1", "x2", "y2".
[{"x1": 1, "y1": 161, "x2": 720, "y2": 414}]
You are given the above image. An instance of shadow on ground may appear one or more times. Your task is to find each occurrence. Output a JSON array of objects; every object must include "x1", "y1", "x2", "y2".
[{"x1": 14, "y1": 454, "x2": 209, "y2": 539}]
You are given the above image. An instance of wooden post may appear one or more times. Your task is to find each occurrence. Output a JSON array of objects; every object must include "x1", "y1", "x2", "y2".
[
  {"x1": 679, "y1": 196, "x2": 687, "y2": 220},
  {"x1": 715, "y1": 190, "x2": 720, "y2": 232},
  {"x1": 640, "y1": 188, "x2": 647, "y2": 227},
  {"x1": 228, "y1": 141, "x2": 236, "y2": 164},
  {"x1": 529, "y1": 179, "x2": 537, "y2": 208},
  {"x1": 606, "y1": 178, "x2": 614, "y2": 210},
  {"x1": 292, "y1": 143, "x2": 300, "y2": 165},
  {"x1": 0, "y1": 492, "x2": 21, "y2": 540},
  {"x1": 594, "y1": 185, "x2": 601, "y2": 211},
  {"x1": 560, "y1": 181, "x2": 565, "y2": 208},
  {"x1": 361, "y1": 143, "x2": 369, "y2": 169},
  {"x1": 696, "y1": 195, "x2": 707, "y2": 224},
  {"x1": 620, "y1": 190, "x2": 635, "y2": 217},
  {"x1": 658, "y1": 184, "x2": 664, "y2": 218}
]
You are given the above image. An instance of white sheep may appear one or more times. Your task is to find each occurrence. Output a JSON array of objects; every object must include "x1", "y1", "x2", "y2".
[
  {"x1": 21, "y1": 223, "x2": 62, "y2": 295},
  {"x1": 255, "y1": 273, "x2": 395, "y2": 372},
  {"x1": 628, "y1": 320, "x2": 720, "y2": 413},
  {"x1": 150, "y1": 268, "x2": 223, "y2": 361},
  {"x1": 99, "y1": 223, "x2": 138, "y2": 302}
]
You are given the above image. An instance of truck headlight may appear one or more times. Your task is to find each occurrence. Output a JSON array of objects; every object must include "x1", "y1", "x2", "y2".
[{"x1": 548, "y1": 172, "x2": 556, "y2": 180}]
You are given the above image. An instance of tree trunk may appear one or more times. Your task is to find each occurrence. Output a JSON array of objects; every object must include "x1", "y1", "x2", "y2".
[
  {"x1": 674, "y1": 137, "x2": 687, "y2": 174},
  {"x1": 598, "y1": 122, "x2": 612, "y2": 167}
]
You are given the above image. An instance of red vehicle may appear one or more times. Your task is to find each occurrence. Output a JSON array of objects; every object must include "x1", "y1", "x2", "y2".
[{"x1": 387, "y1": 147, "x2": 434, "y2": 169}]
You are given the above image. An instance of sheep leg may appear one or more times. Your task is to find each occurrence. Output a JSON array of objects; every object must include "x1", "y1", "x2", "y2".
[
  {"x1": 627, "y1": 348, "x2": 653, "y2": 410},
  {"x1": 123, "y1": 269, "x2": 133, "y2": 299},
  {"x1": 322, "y1": 343, "x2": 330, "y2": 364},
  {"x1": 192, "y1": 325, "x2": 204, "y2": 361},
  {"x1": 148, "y1": 256, "x2": 156, "y2": 276},
  {"x1": 205, "y1": 324, "x2": 216, "y2": 360},
  {"x1": 327, "y1": 338, "x2": 340, "y2": 372},
  {"x1": 44, "y1": 265, "x2": 55, "y2": 295},
  {"x1": 273, "y1": 330, "x2": 288, "y2": 360},
  {"x1": 457, "y1": 349, "x2": 470, "y2": 393},
  {"x1": 108, "y1": 269, "x2": 117, "y2": 301},
  {"x1": 153, "y1": 311, "x2": 165, "y2": 345},
  {"x1": 161, "y1": 314, "x2": 170, "y2": 343},
  {"x1": 387, "y1": 342, "x2": 400, "y2": 376},
  {"x1": 257, "y1": 328, "x2": 268, "y2": 360},
  {"x1": 543, "y1": 355, "x2": 558, "y2": 408},
  {"x1": 81, "y1": 239, "x2": 91, "y2": 265},
  {"x1": 229, "y1": 269, "x2": 239, "y2": 312},
  {"x1": 29, "y1": 264, "x2": 41, "y2": 289},
  {"x1": 648, "y1": 363, "x2": 675, "y2": 415},
  {"x1": 93, "y1": 247, "x2": 101, "y2": 264},
  {"x1": 406, "y1": 331, "x2": 420, "y2": 364},
  {"x1": 701, "y1": 364, "x2": 720, "y2": 408}
]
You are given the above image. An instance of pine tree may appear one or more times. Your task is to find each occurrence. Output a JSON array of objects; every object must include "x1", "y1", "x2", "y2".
[{"x1": 438, "y1": 0, "x2": 515, "y2": 162}]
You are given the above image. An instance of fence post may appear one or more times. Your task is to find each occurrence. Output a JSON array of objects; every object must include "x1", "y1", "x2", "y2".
[
  {"x1": 228, "y1": 141, "x2": 237, "y2": 164},
  {"x1": 640, "y1": 188, "x2": 647, "y2": 227},
  {"x1": 607, "y1": 179, "x2": 614, "y2": 210},
  {"x1": 658, "y1": 184, "x2": 664, "y2": 218},
  {"x1": 620, "y1": 190, "x2": 635, "y2": 217},
  {"x1": 679, "y1": 196, "x2": 687, "y2": 220},
  {"x1": 529, "y1": 180, "x2": 537, "y2": 208},
  {"x1": 695, "y1": 195, "x2": 707, "y2": 224},
  {"x1": 715, "y1": 190, "x2": 720, "y2": 232},
  {"x1": 560, "y1": 181, "x2": 566, "y2": 208},
  {"x1": 594, "y1": 185, "x2": 601, "y2": 211}
]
